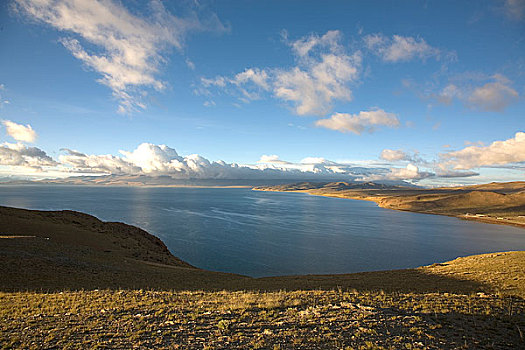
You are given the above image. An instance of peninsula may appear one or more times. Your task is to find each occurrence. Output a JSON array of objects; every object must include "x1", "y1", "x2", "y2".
[{"x1": 254, "y1": 181, "x2": 525, "y2": 228}]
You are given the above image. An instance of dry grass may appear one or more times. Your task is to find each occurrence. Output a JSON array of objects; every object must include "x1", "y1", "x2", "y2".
[{"x1": 1, "y1": 289, "x2": 524, "y2": 349}]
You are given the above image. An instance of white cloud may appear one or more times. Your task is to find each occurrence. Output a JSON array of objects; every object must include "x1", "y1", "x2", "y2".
[
  {"x1": 14, "y1": 0, "x2": 226, "y2": 113},
  {"x1": 201, "y1": 30, "x2": 361, "y2": 116},
  {"x1": 56, "y1": 143, "x2": 413, "y2": 181},
  {"x1": 0, "y1": 142, "x2": 57, "y2": 169},
  {"x1": 2, "y1": 120, "x2": 37, "y2": 142},
  {"x1": 467, "y1": 80, "x2": 519, "y2": 112},
  {"x1": 290, "y1": 30, "x2": 342, "y2": 58},
  {"x1": 440, "y1": 132, "x2": 525, "y2": 170},
  {"x1": 380, "y1": 149, "x2": 412, "y2": 162},
  {"x1": 257, "y1": 155, "x2": 290, "y2": 164},
  {"x1": 315, "y1": 109, "x2": 399, "y2": 134},
  {"x1": 2, "y1": 140, "x2": 492, "y2": 183},
  {"x1": 364, "y1": 34, "x2": 440, "y2": 62}
]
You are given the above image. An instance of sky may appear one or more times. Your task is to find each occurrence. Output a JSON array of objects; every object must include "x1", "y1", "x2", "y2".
[{"x1": 0, "y1": 0, "x2": 524, "y2": 186}]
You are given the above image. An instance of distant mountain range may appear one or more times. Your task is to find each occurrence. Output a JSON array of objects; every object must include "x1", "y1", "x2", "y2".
[{"x1": 0, "y1": 175, "x2": 416, "y2": 188}]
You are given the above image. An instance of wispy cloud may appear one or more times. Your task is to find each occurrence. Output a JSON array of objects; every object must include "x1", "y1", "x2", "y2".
[
  {"x1": 315, "y1": 109, "x2": 399, "y2": 134},
  {"x1": 2, "y1": 120, "x2": 37, "y2": 143},
  {"x1": 13, "y1": 0, "x2": 226, "y2": 113},
  {"x1": 363, "y1": 34, "x2": 440, "y2": 62}
]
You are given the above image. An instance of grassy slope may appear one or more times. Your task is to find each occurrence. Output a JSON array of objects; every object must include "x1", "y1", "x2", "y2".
[
  {"x1": 1, "y1": 205, "x2": 525, "y2": 348},
  {"x1": 254, "y1": 181, "x2": 525, "y2": 228}
]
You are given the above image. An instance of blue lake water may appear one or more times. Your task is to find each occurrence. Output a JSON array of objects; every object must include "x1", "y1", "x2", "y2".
[{"x1": 1, "y1": 185, "x2": 524, "y2": 277}]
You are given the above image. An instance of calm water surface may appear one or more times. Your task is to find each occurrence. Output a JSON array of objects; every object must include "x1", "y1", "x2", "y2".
[{"x1": 1, "y1": 186, "x2": 524, "y2": 277}]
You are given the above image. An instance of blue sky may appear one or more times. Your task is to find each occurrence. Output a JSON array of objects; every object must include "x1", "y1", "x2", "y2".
[{"x1": 0, "y1": 0, "x2": 523, "y2": 185}]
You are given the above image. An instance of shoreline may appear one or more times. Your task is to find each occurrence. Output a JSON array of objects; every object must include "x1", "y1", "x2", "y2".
[
  {"x1": 2, "y1": 204, "x2": 524, "y2": 295},
  {"x1": 253, "y1": 188, "x2": 525, "y2": 229}
]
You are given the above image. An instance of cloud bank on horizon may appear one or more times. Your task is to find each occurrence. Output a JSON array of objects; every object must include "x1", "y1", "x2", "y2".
[
  {"x1": 0, "y1": 120, "x2": 523, "y2": 185},
  {"x1": 1, "y1": 0, "x2": 524, "y2": 186}
]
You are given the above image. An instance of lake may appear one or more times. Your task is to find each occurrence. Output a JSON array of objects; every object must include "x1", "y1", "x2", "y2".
[{"x1": 1, "y1": 185, "x2": 524, "y2": 277}]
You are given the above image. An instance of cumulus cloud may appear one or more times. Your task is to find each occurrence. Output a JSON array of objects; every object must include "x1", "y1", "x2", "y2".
[
  {"x1": 440, "y1": 132, "x2": 525, "y2": 170},
  {"x1": 364, "y1": 34, "x2": 440, "y2": 62},
  {"x1": 55, "y1": 142, "x2": 424, "y2": 181},
  {"x1": 201, "y1": 30, "x2": 361, "y2": 116},
  {"x1": 14, "y1": 0, "x2": 226, "y2": 113},
  {"x1": 3, "y1": 140, "x2": 487, "y2": 183},
  {"x1": 315, "y1": 109, "x2": 399, "y2": 134},
  {"x1": 2, "y1": 120, "x2": 37, "y2": 142},
  {"x1": 467, "y1": 79, "x2": 519, "y2": 112},
  {"x1": 60, "y1": 143, "x2": 258, "y2": 178},
  {"x1": 0, "y1": 142, "x2": 57, "y2": 169}
]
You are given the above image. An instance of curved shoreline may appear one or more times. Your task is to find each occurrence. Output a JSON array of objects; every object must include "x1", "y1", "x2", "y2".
[
  {"x1": 1, "y1": 205, "x2": 524, "y2": 296},
  {"x1": 253, "y1": 187, "x2": 525, "y2": 229}
]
